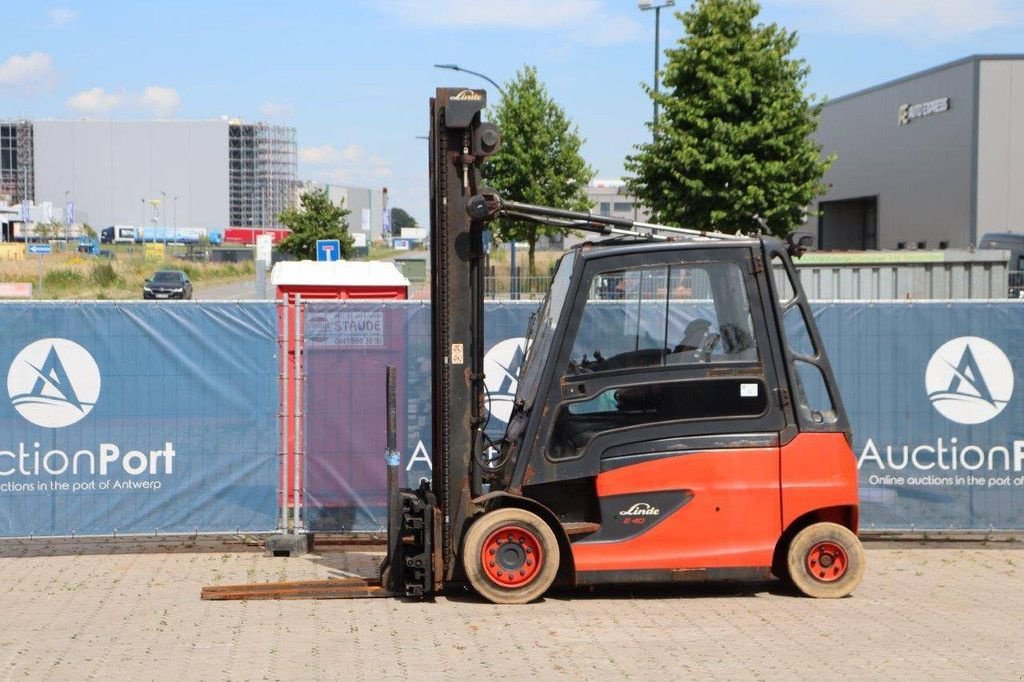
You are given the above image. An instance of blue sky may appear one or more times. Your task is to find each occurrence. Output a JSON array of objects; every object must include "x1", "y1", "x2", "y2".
[{"x1": 2, "y1": 1, "x2": 1024, "y2": 224}]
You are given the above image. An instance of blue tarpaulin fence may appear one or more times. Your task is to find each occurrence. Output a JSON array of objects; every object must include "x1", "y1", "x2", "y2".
[
  {"x1": 0, "y1": 302, "x2": 280, "y2": 537},
  {"x1": 1, "y1": 299, "x2": 1022, "y2": 537}
]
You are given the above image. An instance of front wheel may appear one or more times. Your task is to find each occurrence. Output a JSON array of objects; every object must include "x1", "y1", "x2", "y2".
[
  {"x1": 786, "y1": 522, "x2": 865, "y2": 599},
  {"x1": 461, "y1": 508, "x2": 560, "y2": 604}
]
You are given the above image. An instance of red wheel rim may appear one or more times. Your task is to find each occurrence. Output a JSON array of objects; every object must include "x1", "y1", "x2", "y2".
[
  {"x1": 805, "y1": 541, "x2": 849, "y2": 582},
  {"x1": 480, "y1": 525, "x2": 543, "y2": 588}
]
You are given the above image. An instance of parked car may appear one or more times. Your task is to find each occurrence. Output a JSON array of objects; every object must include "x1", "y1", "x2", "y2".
[{"x1": 143, "y1": 270, "x2": 193, "y2": 300}]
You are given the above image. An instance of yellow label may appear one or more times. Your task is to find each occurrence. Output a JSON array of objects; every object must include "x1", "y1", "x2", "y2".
[
  {"x1": 0, "y1": 243, "x2": 25, "y2": 260},
  {"x1": 145, "y1": 243, "x2": 166, "y2": 260}
]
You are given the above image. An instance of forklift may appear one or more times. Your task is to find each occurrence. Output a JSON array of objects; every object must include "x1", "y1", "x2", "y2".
[{"x1": 204, "y1": 88, "x2": 863, "y2": 604}]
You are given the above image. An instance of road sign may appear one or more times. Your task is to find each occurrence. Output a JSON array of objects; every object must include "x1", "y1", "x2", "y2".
[
  {"x1": 27, "y1": 244, "x2": 51, "y2": 255},
  {"x1": 316, "y1": 239, "x2": 341, "y2": 262}
]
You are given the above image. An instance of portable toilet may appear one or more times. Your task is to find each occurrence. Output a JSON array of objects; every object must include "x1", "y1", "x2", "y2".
[{"x1": 271, "y1": 260, "x2": 411, "y2": 520}]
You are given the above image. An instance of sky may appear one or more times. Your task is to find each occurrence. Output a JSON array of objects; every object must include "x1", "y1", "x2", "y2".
[{"x1": 2, "y1": 0, "x2": 1024, "y2": 225}]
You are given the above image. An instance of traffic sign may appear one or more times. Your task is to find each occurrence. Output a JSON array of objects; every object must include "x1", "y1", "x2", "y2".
[
  {"x1": 28, "y1": 244, "x2": 51, "y2": 255},
  {"x1": 316, "y1": 239, "x2": 341, "y2": 262}
]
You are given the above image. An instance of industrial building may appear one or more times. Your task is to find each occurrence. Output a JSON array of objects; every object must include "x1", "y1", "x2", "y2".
[
  {"x1": 0, "y1": 118, "x2": 296, "y2": 231},
  {"x1": 296, "y1": 181, "x2": 387, "y2": 243},
  {"x1": 805, "y1": 54, "x2": 1024, "y2": 250}
]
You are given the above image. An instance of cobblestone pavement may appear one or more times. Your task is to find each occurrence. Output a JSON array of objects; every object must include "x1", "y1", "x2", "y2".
[{"x1": 0, "y1": 542, "x2": 1021, "y2": 681}]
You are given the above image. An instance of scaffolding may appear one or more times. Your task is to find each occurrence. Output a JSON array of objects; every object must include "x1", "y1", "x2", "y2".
[
  {"x1": 228, "y1": 122, "x2": 296, "y2": 229},
  {"x1": 0, "y1": 121, "x2": 34, "y2": 205}
]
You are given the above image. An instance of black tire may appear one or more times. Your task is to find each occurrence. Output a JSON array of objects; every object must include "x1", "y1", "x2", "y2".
[
  {"x1": 786, "y1": 522, "x2": 865, "y2": 599},
  {"x1": 461, "y1": 508, "x2": 560, "y2": 605}
]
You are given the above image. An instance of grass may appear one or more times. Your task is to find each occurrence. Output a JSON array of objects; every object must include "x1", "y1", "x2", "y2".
[{"x1": 0, "y1": 249, "x2": 256, "y2": 300}]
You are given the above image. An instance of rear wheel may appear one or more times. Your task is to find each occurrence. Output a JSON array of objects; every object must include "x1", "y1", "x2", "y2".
[
  {"x1": 462, "y1": 508, "x2": 559, "y2": 604},
  {"x1": 786, "y1": 522, "x2": 864, "y2": 599}
]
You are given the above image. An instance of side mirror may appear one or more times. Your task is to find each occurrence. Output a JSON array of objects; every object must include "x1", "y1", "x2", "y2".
[{"x1": 786, "y1": 231, "x2": 815, "y2": 258}]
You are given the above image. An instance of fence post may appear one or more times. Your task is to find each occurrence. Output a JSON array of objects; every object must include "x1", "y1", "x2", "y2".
[
  {"x1": 279, "y1": 296, "x2": 289, "y2": 532},
  {"x1": 293, "y1": 293, "x2": 304, "y2": 533},
  {"x1": 384, "y1": 365, "x2": 401, "y2": 591}
]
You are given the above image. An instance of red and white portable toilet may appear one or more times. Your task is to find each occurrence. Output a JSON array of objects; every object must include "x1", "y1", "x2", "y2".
[{"x1": 271, "y1": 260, "x2": 411, "y2": 518}]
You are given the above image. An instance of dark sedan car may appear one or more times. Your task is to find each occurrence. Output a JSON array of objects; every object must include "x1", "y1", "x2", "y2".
[{"x1": 144, "y1": 270, "x2": 193, "y2": 300}]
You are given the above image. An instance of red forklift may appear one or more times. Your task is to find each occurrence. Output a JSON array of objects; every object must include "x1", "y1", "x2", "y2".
[{"x1": 204, "y1": 88, "x2": 863, "y2": 604}]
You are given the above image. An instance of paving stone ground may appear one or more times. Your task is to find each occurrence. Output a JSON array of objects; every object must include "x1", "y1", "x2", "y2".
[{"x1": 0, "y1": 542, "x2": 1021, "y2": 681}]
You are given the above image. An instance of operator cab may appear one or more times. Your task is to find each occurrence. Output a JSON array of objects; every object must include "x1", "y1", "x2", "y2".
[{"x1": 500, "y1": 236, "x2": 846, "y2": 489}]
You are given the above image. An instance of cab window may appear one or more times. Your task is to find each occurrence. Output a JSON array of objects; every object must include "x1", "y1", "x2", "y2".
[{"x1": 565, "y1": 261, "x2": 758, "y2": 376}]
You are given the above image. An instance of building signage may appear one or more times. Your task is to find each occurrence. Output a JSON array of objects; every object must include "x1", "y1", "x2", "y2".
[{"x1": 898, "y1": 97, "x2": 950, "y2": 125}]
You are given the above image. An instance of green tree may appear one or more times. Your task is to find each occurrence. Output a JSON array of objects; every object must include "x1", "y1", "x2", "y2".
[
  {"x1": 277, "y1": 188, "x2": 354, "y2": 260},
  {"x1": 81, "y1": 223, "x2": 97, "y2": 240},
  {"x1": 390, "y1": 207, "x2": 417, "y2": 229},
  {"x1": 483, "y1": 66, "x2": 595, "y2": 275},
  {"x1": 625, "y1": 0, "x2": 831, "y2": 237}
]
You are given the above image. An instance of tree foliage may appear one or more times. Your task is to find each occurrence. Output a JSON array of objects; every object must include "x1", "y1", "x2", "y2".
[
  {"x1": 277, "y1": 189, "x2": 354, "y2": 260},
  {"x1": 483, "y1": 66, "x2": 595, "y2": 274},
  {"x1": 390, "y1": 207, "x2": 417, "y2": 229},
  {"x1": 625, "y1": 0, "x2": 831, "y2": 237}
]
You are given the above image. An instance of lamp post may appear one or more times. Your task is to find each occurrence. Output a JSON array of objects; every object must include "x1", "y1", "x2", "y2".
[
  {"x1": 173, "y1": 195, "x2": 180, "y2": 231},
  {"x1": 432, "y1": 63, "x2": 512, "y2": 296},
  {"x1": 159, "y1": 190, "x2": 167, "y2": 244},
  {"x1": 64, "y1": 190, "x2": 71, "y2": 251},
  {"x1": 433, "y1": 63, "x2": 506, "y2": 97},
  {"x1": 639, "y1": 0, "x2": 675, "y2": 134}
]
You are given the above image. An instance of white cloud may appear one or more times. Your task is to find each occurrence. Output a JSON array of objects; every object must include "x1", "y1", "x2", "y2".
[
  {"x1": 0, "y1": 52, "x2": 56, "y2": 89},
  {"x1": 302, "y1": 142, "x2": 393, "y2": 187},
  {"x1": 66, "y1": 87, "x2": 125, "y2": 114},
  {"x1": 260, "y1": 101, "x2": 294, "y2": 119},
  {"x1": 65, "y1": 85, "x2": 181, "y2": 116},
  {"x1": 767, "y1": 0, "x2": 1024, "y2": 39},
  {"x1": 47, "y1": 7, "x2": 78, "y2": 26},
  {"x1": 138, "y1": 86, "x2": 181, "y2": 116},
  {"x1": 373, "y1": 0, "x2": 643, "y2": 45},
  {"x1": 299, "y1": 144, "x2": 339, "y2": 165}
]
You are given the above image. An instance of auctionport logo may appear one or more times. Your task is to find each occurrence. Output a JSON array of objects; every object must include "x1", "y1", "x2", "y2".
[
  {"x1": 7, "y1": 338, "x2": 101, "y2": 429},
  {"x1": 925, "y1": 336, "x2": 1012, "y2": 425},
  {"x1": 483, "y1": 337, "x2": 527, "y2": 424}
]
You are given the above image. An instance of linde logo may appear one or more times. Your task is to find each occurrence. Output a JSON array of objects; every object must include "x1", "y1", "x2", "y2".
[
  {"x1": 619, "y1": 503, "x2": 660, "y2": 517},
  {"x1": 925, "y1": 336, "x2": 1012, "y2": 425},
  {"x1": 483, "y1": 337, "x2": 527, "y2": 423},
  {"x1": 7, "y1": 338, "x2": 101, "y2": 428},
  {"x1": 451, "y1": 89, "x2": 483, "y2": 101}
]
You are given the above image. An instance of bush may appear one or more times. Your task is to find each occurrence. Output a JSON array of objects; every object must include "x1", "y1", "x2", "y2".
[
  {"x1": 43, "y1": 269, "x2": 86, "y2": 291},
  {"x1": 91, "y1": 262, "x2": 122, "y2": 288}
]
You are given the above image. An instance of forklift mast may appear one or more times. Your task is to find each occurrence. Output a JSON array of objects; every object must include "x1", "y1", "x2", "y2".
[{"x1": 427, "y1": 88, "x2": 501, "y2": 582}]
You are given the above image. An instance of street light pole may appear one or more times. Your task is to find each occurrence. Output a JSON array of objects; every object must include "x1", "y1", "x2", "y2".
[
  {"x1": 159, "y1": 190, "x2": 167, "y2": 245},
  {"x1": 432, "y1": 63, "x2": 514, "y2": 296},
  {"x1": 64, "y1": 190, "x2": 70, "y2": 251},
  {"x1": 433, "y1": 63, "x2": 506, "y2": 97},
  {"x1": 173, "y1": 195, "x2": 179, "y2": 231},
  {"x1": 639, "y1": 1, "x2": 675, "y2": 134}
]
